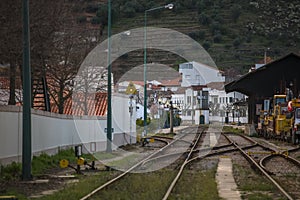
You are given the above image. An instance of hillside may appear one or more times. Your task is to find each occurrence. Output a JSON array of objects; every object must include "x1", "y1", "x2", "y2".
[{"x1": 72, "y1": 0, "x2": 300, "y2": 82}]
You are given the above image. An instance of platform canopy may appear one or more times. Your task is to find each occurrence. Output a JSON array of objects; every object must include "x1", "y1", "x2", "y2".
[{"x1": 225, "y1": 53, "x2": 300, "y2": 97}]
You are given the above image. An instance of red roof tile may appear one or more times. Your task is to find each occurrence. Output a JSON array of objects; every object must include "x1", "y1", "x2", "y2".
[
  {"x1": 160, "y1": 77, "x2": 182, "y2": 86},
  {"x1": 0, "y1": 77, "x2": 22, "y2": 89},
  {"x1": 51, "y1": 92, "x2": 107, "y2": 116}
]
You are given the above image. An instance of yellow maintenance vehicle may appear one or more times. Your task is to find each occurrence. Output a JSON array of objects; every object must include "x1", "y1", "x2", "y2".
[{"x1": 258, "y1": 94, "x2": 300, "y2": 144}]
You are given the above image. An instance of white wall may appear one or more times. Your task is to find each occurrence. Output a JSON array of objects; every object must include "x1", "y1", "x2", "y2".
[
  {"x1": 0, "y1": 93, "x2": 136, "y2": 165},
  {"x1": 179, "y1": 61, "x2": 225, "y2": 87}
]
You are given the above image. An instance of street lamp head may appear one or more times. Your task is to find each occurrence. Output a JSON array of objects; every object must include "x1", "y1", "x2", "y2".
[{"x1": 165, "y1": 3, "x2": 174, "y2": 10}]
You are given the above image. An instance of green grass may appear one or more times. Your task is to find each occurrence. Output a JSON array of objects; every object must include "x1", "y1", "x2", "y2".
[
  {"x1": 222, "y1": 126, "x2": 244, "y2": 134},
  {"x1": 234, "y1": 164, "x2": 274, "y2": 192},
  {"x1": 88, "y1": 169, "x2": 177, "y2": 200},
  {"x1": 245, "y1": 193, "x2": 276, "y2": 200},
  {"x1": 35, "y1": 166, "x2": 218, "y2": 200},
  {"x1": 0, "y1": 162, "x2": 21, "y2": 181},
  {"x1": 233, "y1": 163, "x2": 279, "y2": 199},
  {"x1": 169, "y1": 168, "x2": 220, "y2": 200},
  {"x1": 31, "y1": 148, "x2": 95, "y2": 175},
  {"x1": 34, "y1": 171, "x2": 120, "y2": 200},
  {"x1": 0, "y1": 148, "x2": 95, "y2": 180}
]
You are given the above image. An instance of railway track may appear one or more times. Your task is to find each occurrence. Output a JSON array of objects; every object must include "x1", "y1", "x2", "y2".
[
  {"x1": 79, "y1": 126, "x2": 203, "y2": 200},
  {"x1": 166, "y1": 131, "x2": 299, "y2": 199},
  {"x1": 222, "y1": 133, "x2": 300, "y2": 200},
  {"x1": 79, "y1": 126, "x2": 300, "y2": 200}
]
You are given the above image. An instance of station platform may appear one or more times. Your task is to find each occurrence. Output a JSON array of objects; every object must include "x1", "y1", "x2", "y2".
[{"x1": 216, "y1": 157, "x2": 241, "y2": 200}]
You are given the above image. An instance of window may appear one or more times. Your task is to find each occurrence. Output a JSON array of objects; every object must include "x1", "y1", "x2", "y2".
[
  {"x1": 185, "y1": 75, "x2": 191, "y2": 79},
  {"x1": 186, "y1": 63, "x2": 193, "y2": 69},
  {"x1": 202, "y1": 91, "x2": 209, "y2": 109},
  {"x1": 180, "y1": 63, "x2": 193, "y2": 69},
  {"x1": 193, "y1": 96, "x2": 197, "y2": 105},
  {"x1": 213, "y1": 97, "x2": 218, "y2": 104},
  {"x1": 187, "y1": 96, "x2": 191, "y2": 104}
]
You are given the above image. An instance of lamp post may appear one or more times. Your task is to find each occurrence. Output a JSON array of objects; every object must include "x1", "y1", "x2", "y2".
[
  {"x1": 143, "y1": 3, "x2": 173, "y2": 137},
  {"x1": 106, "y1": 0, "x2": 112, "y2": 152}
]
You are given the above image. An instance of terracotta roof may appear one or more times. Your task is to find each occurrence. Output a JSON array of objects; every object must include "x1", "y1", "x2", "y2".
[
  {"x1": 207, "y1": 82, "x2": 224, "y2": 90},
  {"x1": 0, "y1": 77, "x2": 22, "y2": 89},
  {"x1": 131, "y1": 81, "x2": 144, "y2": 86},
  {"x1": 160, "y1": 77, "x2": 182, "y2": 86},
  {"x1": 51, "y1": 92, "x2": 107, "y2": 116}
]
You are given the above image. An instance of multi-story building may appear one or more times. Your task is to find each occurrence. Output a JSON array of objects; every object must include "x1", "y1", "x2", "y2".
[{"x1": 178, "y1": 61, "x2": 247, "y2": 124}]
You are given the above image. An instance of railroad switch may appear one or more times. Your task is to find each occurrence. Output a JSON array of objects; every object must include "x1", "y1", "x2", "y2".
[
  {"x1": 60, "y1": 146, "x2": 97, "y2": 174},
  {"x1": 60, "y1": 158, "x2": 97, "y2": 174},
  {"x1": 141, "y1": 137, "x2": 154, "y2": 146}
]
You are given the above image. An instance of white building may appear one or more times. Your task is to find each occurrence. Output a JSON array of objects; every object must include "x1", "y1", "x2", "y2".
[
  {"x1": 207, "y1": 82, "x2": 247, "y2": 123},
  {"x1": 178, "y1": 61, "x2": 247, "y2": 124},
  {"x1": 180, "y1": 87, "x2": 210, "y2": 124},
  {"x1": 179, "y1": 61, "x2": 225, "y2": 86}
]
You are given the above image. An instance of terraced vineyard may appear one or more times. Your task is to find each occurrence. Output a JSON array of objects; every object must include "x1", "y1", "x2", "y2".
[{"x1": 73, "y1": 0, "x2": 300, "y2": 80}]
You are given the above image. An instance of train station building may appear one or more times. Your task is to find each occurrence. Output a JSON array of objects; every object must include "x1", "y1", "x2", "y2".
[{"x1": 225, "y1": 52, "x2": 300, "y2": 124}]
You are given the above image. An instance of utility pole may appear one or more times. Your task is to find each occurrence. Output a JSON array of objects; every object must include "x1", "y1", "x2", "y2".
[
  {"x1": 22, "y1": 0, "x2": 32, "y2": 180},
  {"x1": 170, "y1": 100, "x2": 174, "y2": 133}
]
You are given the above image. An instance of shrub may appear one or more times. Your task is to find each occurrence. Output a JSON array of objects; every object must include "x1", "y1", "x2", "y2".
[
  {"x1": 188, "y1": 31, "x2": 199, "y2": 40},
  {"x1": 86, "y1": 4, "x2": 98, "y2": 13},
  {"x1": 77, "y1": 16, "x2": 87, "y2": 24},
  {"x1": 123, "y1": 2, "x2": 137, "y2": 18},
  {"x1": 202, "y1": 40, "x2": 211, "y2": 50},
  {"x1": 233, "y1": 37, "x2": 241, "y2": 48},
  {"x1": 210, "y1": 21, "x2": 221, "y2": 34},
  {"x1": 199, "y1": 13, "x2": 211, "y2": 25},
  {"x1": 91, "y1": 16, "x2": 101, "y2": 25},
  {"x1": 231, "y1": 5, "x2": 241, "y2": 23},
  {"x1": 0, "y1": 162, "x2": 21, "y2": 180},
  {"x1": 213, "y1": 33, "x2": 222, "y2": 43},
  {"x1": 136, "y1": 117, "x2": 151, "y2": 127},
  {"x1": 199, "y1": 30, "x2": 206, "y2": 40},
  {"x1": 96, "y1": 4, "x2": 108, "y2": 25}
]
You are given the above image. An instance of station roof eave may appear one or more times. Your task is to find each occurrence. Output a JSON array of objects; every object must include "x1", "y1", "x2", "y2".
[{"x1": 225, "y1": 53, "x2": 300, "y2": 97}]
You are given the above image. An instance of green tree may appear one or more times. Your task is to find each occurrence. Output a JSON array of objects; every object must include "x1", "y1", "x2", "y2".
[
  {"x1": 213, "y1": 33, "x2": 222, "y2": 43},
  {"x1": 123, "y1": 2, "x2": 137, "y2": 18},
  {"x1": 199, "y1": 13, "x2": 211, "y2": 25},
  {"x1": 202, "y1": 40, "x2": 211, "y2": 50},
  {"x1": 231, "y1": 5, "x2": 241, "y2": 23},
  {"x1": 233, "y1": 37, "x2": 241, "y2": 48},
  {"x1": 96, "y1": 4, "x2": 108, "y2": 26}
]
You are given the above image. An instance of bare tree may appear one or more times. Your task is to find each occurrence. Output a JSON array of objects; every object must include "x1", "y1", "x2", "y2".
[
  {"x1": 0, "y1": 0, "x2": 65, "y2": 105},
  {"x1": 73, "y1": 66, "x2": 107, "y2": 115},
  {"x1": 0, "y1": 1, "x2": 22, "y2": 105}
]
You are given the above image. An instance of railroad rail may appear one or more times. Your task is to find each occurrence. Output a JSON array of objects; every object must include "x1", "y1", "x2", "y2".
[
  {"x1": 162, "y1": 127, "x2": 204, "y2": 200},
  {"x1": 79, "y1": 126, "x2": 200, "y2": 200},
  {"x1": 222, "y1": 133, "x2": 294, "y2": 200}
]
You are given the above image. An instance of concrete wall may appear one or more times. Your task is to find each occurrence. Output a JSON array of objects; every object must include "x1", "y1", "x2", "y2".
[{"x1": 0, "y1": 94, "x2": 136, "y2": 165}]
